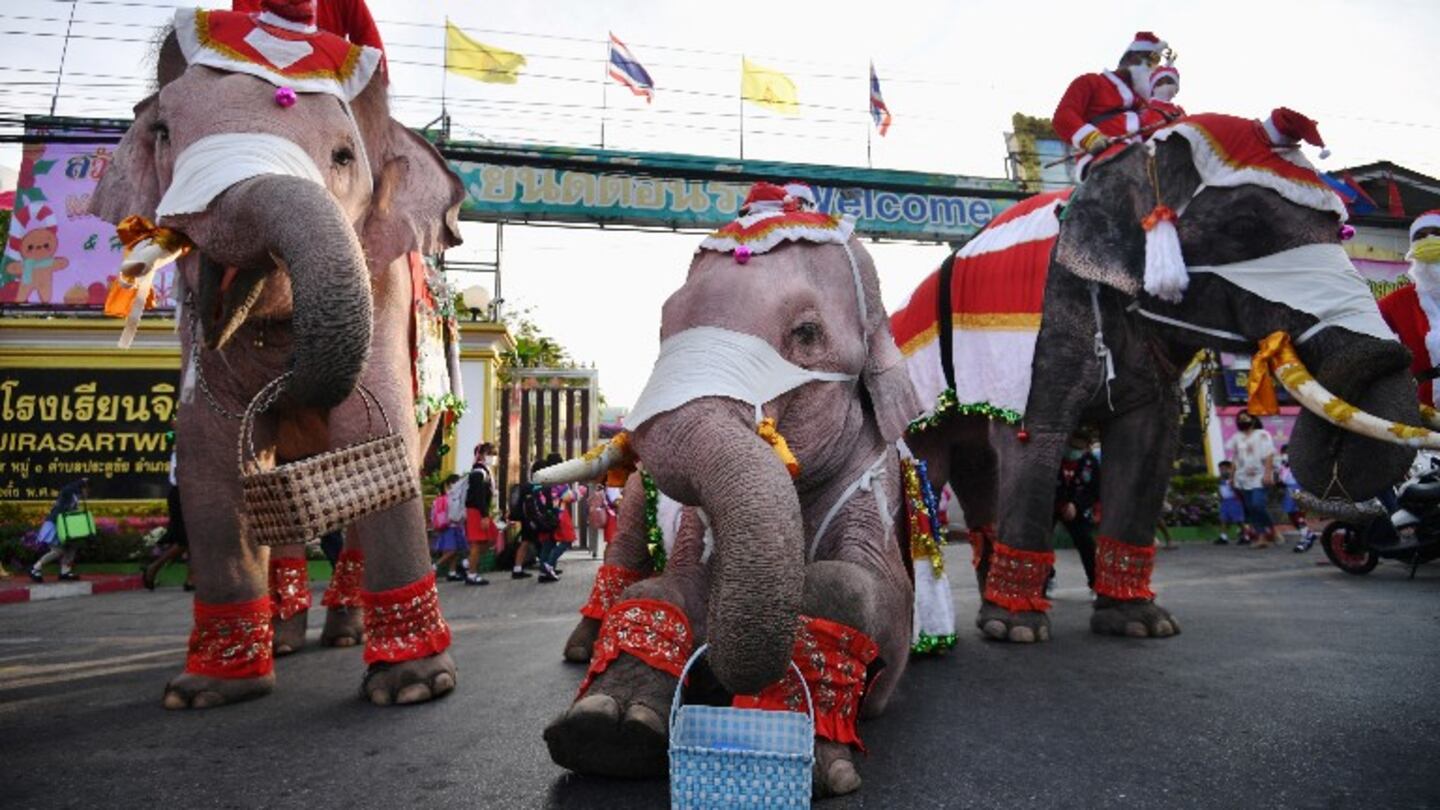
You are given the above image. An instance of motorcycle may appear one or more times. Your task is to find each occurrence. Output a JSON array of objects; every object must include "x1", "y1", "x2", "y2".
[{"x1": 1309, "y1": 462, "x2": 1440, "y2": 578}]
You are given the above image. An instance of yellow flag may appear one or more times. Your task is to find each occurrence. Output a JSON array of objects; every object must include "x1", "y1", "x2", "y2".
[
  {"x1": 445, "y1": 20, "x2": 526, "y2": 84},
  {"x1": 740, "y1": 57, "x2": 799, "y2": 115}
]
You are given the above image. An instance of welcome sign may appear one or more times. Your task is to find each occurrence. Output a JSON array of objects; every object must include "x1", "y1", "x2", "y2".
[{"x1": 449, "y1": 145, "x2": 1021, "y2": 243}]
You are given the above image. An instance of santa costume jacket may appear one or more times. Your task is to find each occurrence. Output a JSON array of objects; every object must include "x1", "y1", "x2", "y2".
[{"x1": 1379, "y1": 284, "x2": 1439, "y2": 407}]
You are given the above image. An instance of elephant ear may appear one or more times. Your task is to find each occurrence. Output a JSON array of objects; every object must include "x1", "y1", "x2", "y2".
[
  {"x1": 90, "y1": 95, "x2": 162, "y2": 225},
  {"x1": 361, "y1": 119, "x2": 465, "y2": 271},
  {"x1": 1053, "y1": 140, "x2": 1198, "y2": 297},
  {"x1": 850, "y1": 238, "x2": 922, "y2": 443}
]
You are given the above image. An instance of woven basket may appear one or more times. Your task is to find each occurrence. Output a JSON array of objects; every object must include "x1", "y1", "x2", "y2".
[
  {"x1": 239, "y1": 374, "x2": 420, "y2": 546},
  {"x1": 669, "y1": 644, "x2": 814, "y2": 810}
]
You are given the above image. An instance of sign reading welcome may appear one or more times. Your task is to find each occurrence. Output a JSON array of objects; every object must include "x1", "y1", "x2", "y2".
[
  {"x1": 0, "y1": 367, "x2": 177, "y2": 501},
  {"x1": 451, "y1": 161, "x2": 1016, "y2": 243}
]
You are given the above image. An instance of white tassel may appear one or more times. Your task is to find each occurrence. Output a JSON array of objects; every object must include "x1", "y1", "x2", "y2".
[{"x1": 1142, "y1": 208, "x2": 1188, "y2": 303}]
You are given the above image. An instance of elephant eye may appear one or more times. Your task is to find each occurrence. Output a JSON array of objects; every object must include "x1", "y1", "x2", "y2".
[
  {"x1": 791, "y1": 321, "x2": 823, "y2": 346},
  {"x1": 149, "y1": 121, "x2": 170, "y2": 144},
  {"x1": 332, "y1": 146, "x2": 356, "y2": 167}
]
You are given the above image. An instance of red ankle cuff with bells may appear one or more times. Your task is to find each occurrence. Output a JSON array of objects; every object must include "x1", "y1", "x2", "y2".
[
  {"x1": 1094, "y1": 535, "x2": 1156, "y2": 601},
  {"x1": 185, "y1": 596, "x2": 274, "y2": 679},
  {"x1": 268, "y1": 558, "x2": 312, "y2": 621},
  {"x1": 579, "y1": 564, "x2": 648, "y2": 620},
  {"x1": 984, "y1": 540, "x2": 1054, "y2": 613},
  {"x1": 578, "y1": 598, "x2": 693, "y2": 698},
  {"x1": 360, "y1": 572, "x2": 452, "y2": 665},
  {"x1": 731, "y1": 616, "x2": 880, "y2": 752},
  {"x1": 321, "y1": 549, "x2": 365, "y2": 609}
]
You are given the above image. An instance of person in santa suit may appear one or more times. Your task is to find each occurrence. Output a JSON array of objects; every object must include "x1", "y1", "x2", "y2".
[
  {"x1": 1379, "y1": 210, "x2": 1440, "y2": 407},
  {"x1": 1053, "y1": 31, "x2": 1171, "y2": 179},
  {"x1": 1138, "y1": 65, "x2": 1185, "y2": 129},
  {"x1": 232, "y1": 0, "x2": 387, "y2": 74}
]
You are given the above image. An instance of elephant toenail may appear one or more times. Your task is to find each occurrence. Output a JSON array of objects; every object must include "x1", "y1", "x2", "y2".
[
  {"x1": 1125, "y1": 622, "x2": 1149, "y2": 638},
  {"x1": 1009, "y1": 626, "x2": 1035, "y2": 643},
  {"x1": 395, "y1": 683, "x2": 432, "y2": 704},
  {"x1": 369, "y1": 688, "x2": 393, "y2": 706},
  {"x1": 163, "y1": 691, "x2": 188, "y2": 710},
  {"x1": 431, "y1": 672, "x2": 456, "y2": 695},
  {"x1": 982, "y1": 620, "x2": 1008, "y2": 639}
]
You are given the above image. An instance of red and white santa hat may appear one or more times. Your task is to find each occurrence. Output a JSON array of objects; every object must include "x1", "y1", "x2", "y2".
[
  {"x1": 171, "y1": 4, "x2": 382, "y2": 102},
  {"x1": 4, "y1": 202, "x2": 59, "y2": 264},
  {"x1": 1412, "y1": 210, "x2": 1440, "y2": 241},
  {"x1": 701, "y1": 181, "x2": 852, "y2": 255},
  {"x1": 1127, "y1": 31, "x2": 1167, "y2": 53},
  {"x1": 1149, "y1": 65, "x2": 1179, "y2": 92},
  {"x1": 1262, "y1": 107, "x2": 1330, "y2": 159}
]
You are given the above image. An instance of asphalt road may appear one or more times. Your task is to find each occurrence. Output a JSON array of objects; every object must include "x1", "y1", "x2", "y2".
[{"x1": 2, "y1": 543, "x2": 1437, "y2": 809}]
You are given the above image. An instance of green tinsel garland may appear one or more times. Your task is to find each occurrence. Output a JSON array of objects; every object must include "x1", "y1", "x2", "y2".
[
  {"x1": 911, "y1": 633, "x2": 958, "y2": 654},
  {"x1": 907, "y1": 388, "x2": 1022, "y2": 433},
  {"x1": 641, "y1": 472, "x2": 666, "y2": 574}
]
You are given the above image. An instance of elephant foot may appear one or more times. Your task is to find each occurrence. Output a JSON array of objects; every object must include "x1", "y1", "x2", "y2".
[
  {"x1": 272, "y1": 612, "x2": 308, "y2": 656},
  {"x1": 321, "y1": 606, "x2": 364, "y2": 648},
  {"x1": 562, "y1": 616, "x2": 601, "y2": 663},
  {"x1": 162, "y1": 670, "x2": 275, "y2": 710},
  {"x1": 543, "y1": 654, "x2": 672, "y2": 777},
  {"x1": 976, "y1": 601, "x2": 1051, "y2": 643},
  {"x1": 814, "y1": 740, "x2": 862, "y2": 798},
  {"x1": 1090, "y1": 596, "x2": 1180, "y2": 638},
  {"x1": 360, "y1": 652, "x2": 456, "y2": 706}
]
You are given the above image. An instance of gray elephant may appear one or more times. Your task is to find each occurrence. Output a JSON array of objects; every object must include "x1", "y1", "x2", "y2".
[
  {"x1": 899, "y1": 110, "x2": 1428, "y2": 643},
  {"x1": 539, "y1": 182, "x2": 922, "y2": 797},
  {"x1": 91, "y1": 7, "x2": 463, "y2": 708}
]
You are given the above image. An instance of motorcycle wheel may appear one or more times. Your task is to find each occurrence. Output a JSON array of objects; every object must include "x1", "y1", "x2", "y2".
[{"x1": 1320, "y1": 521, "x2": 1379, "y2": 575}]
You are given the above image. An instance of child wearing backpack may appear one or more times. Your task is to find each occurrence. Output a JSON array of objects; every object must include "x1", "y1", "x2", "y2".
[{"x1": 430, "y1": 474, "x2": 467, "y2": 581}]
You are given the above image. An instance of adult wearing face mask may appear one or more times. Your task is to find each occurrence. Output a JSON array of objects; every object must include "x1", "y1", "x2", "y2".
[
  {"x1": 1052, "y1": 31, "x2": 1170, "y2": 180},
  {"x1": 1139, "y1": 66, "x2": 1185, "y2": 128},
  {"x1": 1224, "y1": 411, "x2": 1278, "y2": 549},
  {"x1": 1053, "y1": 429, "x2": 1102, "y2": 590},
  {"x1": 1378, "y1": 210, "x2": 1440, "y2": 408},
  {"x1": 462, "y1": 442, "x2": 503, "y2": 586}
]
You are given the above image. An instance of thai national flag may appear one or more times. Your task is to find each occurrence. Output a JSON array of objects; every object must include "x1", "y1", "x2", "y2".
[
  {"x1": 869, "y1": 62, "x2": 892, "y2": 136},
  {"x1": 608, "y1": 32, "x2": 654, "y2": 103}
]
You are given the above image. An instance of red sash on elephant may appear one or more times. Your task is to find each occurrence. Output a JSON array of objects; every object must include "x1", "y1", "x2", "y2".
[
  {"x1": 579, "y1": 564, "x2": 650, "y2": 621},
  {"x1": 186, "y1": 596, "x2": 275, "y2": 679},
  {"x1": 890, "y1": 189, "x2": 1071, "y2": 430},
  {"x1": 1093, "y1": 536, "x2": 1156, "y2": 601},
  {"x1": 268, "y1": 557, "x2": 312, "y2": 621},
  {"x1": 579, "y1": 598, "x2": 694, "y2": 698},
  {"x1": 360, "y1": 572, "x2": 452, "y2": 665},
  {"x1": 730, "y1": 617, "x2": 880, "y2": 751},
  {"x1": 321, "y1": 548, "x2": 365, "y2": 609}
]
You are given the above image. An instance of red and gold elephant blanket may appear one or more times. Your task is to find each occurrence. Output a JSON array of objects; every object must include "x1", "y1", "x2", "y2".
[{"x1": 889, "y1": 189, "x2": 1072, "y2": 427}]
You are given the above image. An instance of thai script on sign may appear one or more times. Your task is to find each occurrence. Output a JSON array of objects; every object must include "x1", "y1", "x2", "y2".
[
  {"x1": 0, "y1": 368, "x2": 177, "y2": 501},
  {"x1": 451, "y1": 161, "x2": 1009, "y2": 242}
]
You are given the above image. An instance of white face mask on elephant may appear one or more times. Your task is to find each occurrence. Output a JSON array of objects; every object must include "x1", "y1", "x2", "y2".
[{"x1": 623, "y1": 326, "x2": 857, "y2": 431}]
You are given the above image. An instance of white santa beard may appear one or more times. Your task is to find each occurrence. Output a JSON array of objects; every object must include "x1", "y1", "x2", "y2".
[
  {"x1": 1410, "y1": 260, "x2": 1440, "y2": 369},
  {"x1": 1129, "y1": 65, "x2": 1153, "y2": 100}
]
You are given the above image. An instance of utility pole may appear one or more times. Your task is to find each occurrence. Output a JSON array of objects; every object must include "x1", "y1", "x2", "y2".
[{"x1": 50, "y1": 0, "x2": 79, "y2": 116}]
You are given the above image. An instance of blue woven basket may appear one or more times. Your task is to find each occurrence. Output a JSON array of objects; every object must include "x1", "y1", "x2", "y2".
[{"x1": 669, "y1": 644, "x2": 814, "y2": 810}]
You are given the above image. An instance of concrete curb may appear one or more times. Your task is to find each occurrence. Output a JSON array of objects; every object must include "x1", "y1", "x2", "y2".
[{"x1": 0, "y1": 573, "x2": 144, "y2": 604}]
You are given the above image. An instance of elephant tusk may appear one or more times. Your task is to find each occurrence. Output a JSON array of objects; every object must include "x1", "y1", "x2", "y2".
[
  {"x1": 1255, "y1": 331, "x2": 1440, "y2": 450},
  {"x1": 532, "y1": 432, "x2": 637, "y2": 485}
]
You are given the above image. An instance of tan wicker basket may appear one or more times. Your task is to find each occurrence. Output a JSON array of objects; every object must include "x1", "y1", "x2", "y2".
[{"x1": 239, "y1": 374, "x2": 420, "y2": 546}]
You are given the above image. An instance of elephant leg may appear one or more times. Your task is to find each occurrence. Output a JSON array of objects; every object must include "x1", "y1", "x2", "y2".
[
  {"x1": 797, "y1": 559, "x2": 904, "y2": 798},
  {"x1": 565, "y1": 472, "x2": 652, "y2": 663},
  {"x1": 979, "y1": 421, "x2": 1071, "y2": 643},
  {"x1": 269, "y1": 543, "x2": 310, "y2": 656},
  {"x1": 163, "y1": 405, "x2": 275, "y2": 710},
  {"x1": 545, "y1": 509, "x2": 708, "y2": 778},
  {"x1": 350, "y1": 263, "x2": 456, "y2": 706},
  {"x1": 1090, "y1": 400, "x2": 1181, "y2": 639},
  {"x1": 320, "y1": 526, "x2": 365, "y2": 648}
]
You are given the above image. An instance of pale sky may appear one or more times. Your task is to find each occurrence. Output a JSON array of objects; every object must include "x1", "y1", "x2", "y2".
[{"x1": 2, "y1": 0, "x2": 1437, "y2": 408}]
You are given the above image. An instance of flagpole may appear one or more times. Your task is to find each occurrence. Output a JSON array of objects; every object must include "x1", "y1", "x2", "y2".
[
  {"x1": 865, "y1": 63, "x2": 872, "y2": 168},
  {"x1": 600, "y1": 36, "x2": 609, "y2": 150},
  {"x1": 738, "y1": 56, "x2": 745, "y2": 160},
  {"x1": 440, "y1": 17, "x2": 449, "y2": 142}
]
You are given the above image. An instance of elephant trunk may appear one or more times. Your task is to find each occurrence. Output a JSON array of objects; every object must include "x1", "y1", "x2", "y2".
[
  {"x1": 179, "y1": 175, "x2": 373, "y2": 411},
  {"x1": 633, "y1": 399, "x2": 804, "y2": 696}
]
